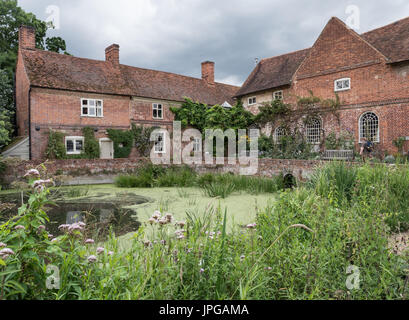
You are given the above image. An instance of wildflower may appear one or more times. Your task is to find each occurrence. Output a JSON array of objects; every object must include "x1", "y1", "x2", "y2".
[
  {"x1": 240, "y1": 255, "x2": 246, "y2": 261},
  {"x1": 246, "y1": 223, "x2": 257, "y2": 229},
  {"x1": 68, "y1": 223, "x2": 84, "y2": 233},
  {"x1": 265, "y1": 267, "x2": 272, "y2": 271},
  {"x1": 58, "y1": 224, "x2": 70, "y2": 232},
  {"x1": 160, "y1": 240, "x2": 166, "y2": 246},
  {"x1": 177, "y1": 234, "x2": 185, "y2": 240},
  {"x1": 87, "y1": 255, "x2": 97, "y2": 263},
  {"x1": 15, "y1": 225, "x2": 25, "y2": 231},
  {"x1": 177, "y1": 221, "x2": 186, "y2": 228},
  {"x1": 48, "y1": 234, "x2": 54, "y2": 240},
  {"x1": 187, "y1": 248, "x2": 193, "y2": 254},
  {"x1": 77, "y1": 222, "x2": 86, "y2": 228},
  {"x1": 158, "y1": 218, "x2": 168, "y2": 226},
  {"x1": 0, "y1": 242, "x2": 7, "y2": 248},
  {"x1": 85, "y1": 239, "x2": 95, "y2": 244},
  {"x1": 38, "y1": 225, "x2": 46, "y2": 232},
  {"x1": 200, "y1": 268, "x2": 205, "y2": 274},
  {"x1": 51, "y1": 238, "x2": 59, "y2": 243},
  {"x1": 148, "y1": 218, "x2": 156, "y2": 225},
  {"x1": 165, "y1": 213, "x2": 173, "y2": 223},
  {"x1": 96, "y1": 247, "x2": 105, "y2": 255},
  {"x1": 152, "y1": 211, "x2": 161, "y2": 220},
  {"x1": 143, "y1": 240, "x2": 152, "y2": 248},
  {"x1": 108, "y1": 251, "x2": 114, "y2": 256},
  {"x1": 24, "y1": 169, "x2": 40, "y2": 178},
  {"x1": 0, "y1": 248, "x2": 15, "y2": 259}
]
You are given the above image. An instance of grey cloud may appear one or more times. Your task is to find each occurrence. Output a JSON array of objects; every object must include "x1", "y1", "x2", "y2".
[{"x1": 17, "y1": 0, "x2": 409, "y2": 86}]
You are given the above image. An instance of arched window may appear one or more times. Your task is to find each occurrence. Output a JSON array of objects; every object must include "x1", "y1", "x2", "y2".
[
  {"x1": 306, "y1": 117, "x2": 322, "y2": 144},
  {"x1": 273, "y1": 127, "x2": 287, "y2": 144},
  {"x1": 359, "y1": 112, "x2": 379, "y2": 143}
]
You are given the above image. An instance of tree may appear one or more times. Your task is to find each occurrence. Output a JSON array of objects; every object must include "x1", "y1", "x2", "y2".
[
  {"x1": 0, "y1": 0, "x2": 71, "y2": 147},
  {"x1": 0, "y1": 69, "x2": 14, "y2": 148}
]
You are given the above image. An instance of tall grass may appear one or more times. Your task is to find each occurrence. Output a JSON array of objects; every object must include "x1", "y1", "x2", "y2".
[{"x1": 116, "y1": 165, "x2": 286, "y2": 196}]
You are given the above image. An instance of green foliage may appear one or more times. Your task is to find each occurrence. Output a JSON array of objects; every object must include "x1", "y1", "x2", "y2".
[
  {"x1": 202, "y1": 182, "x2": 236, "y2": 198},
  {"x1": 107, "y1": 129, "x2": 134, "y2": 159},
  {"x1": 45, "y1": 130, "x2": 66, "y2": 160},
  {"x1": 393, "y1": 137, "x2": 406, "y2": 154},
  {"x1": 171, "y1": 98, "x2": 255, "y2": 132},
  {"x1": 254, "y1": 99, "x2": 291, "y2": 126},
  {"x1": 0, "y1": 69, "x2": 14, "y2": 148},
  {"x1": 82, "y1": 127, "x2": 100, "y2": 159},
  {"x1": 324, "y1": 130, "x2": 355, "y2": 150},
  {"x1": 45, "y1": 37, "x2": 71, "y2": 55},
  {"x1": 131, "y1": 124, "x2": 158, "y2": 157}
]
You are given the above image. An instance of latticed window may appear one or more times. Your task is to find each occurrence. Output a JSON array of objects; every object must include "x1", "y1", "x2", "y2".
[
  {"x1": 306, "y1": 118, "x2": 322, "y2": 144},
  {"x1": 273, "y1": 127, "x2": 287, "y2": 144},
  {"x1": 359, "y1": 112, "x2": 379, "y2": 142}
]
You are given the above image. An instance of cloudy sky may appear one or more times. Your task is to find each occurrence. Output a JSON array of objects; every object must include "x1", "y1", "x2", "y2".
[{"x1": 18, "y1": 0, "x2": 409, "y2": 86}]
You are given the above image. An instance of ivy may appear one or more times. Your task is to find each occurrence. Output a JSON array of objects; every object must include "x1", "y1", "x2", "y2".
[
  {"x1": 131, "y1": 124, "x2": 158, "y2": 157},
  {"x1": 82, "y1": 127, "x2": 100, "y2": 159},
  {"x1": 45, "y1": 130, "x2": 66, "y2": 160},
  {"x1": 107, "y1": 129, "x2": 134, "y2": 159}
]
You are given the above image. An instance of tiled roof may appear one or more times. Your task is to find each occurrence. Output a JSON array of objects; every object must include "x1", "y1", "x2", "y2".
[
  {"x1": 21, "y1": 49, "x2": 239, "y2": 105},
  {"x1": 236, "y1": 16, "x2": 409, "y2": 97},
  {"x1": 235, "y1": 49, "x2": 310, "y2": 97},
  {"x1": 361, "y1": 16, "x2": 409, "y2": 64}
]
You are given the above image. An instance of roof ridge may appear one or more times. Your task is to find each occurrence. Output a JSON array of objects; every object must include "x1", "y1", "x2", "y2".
[
  {"x1": 23, "y1": 48, "x2": 239, "y2": 88},
  {"x1": 260, "y1": 48, "x2": 310, "y2": 63},
  {"x1": 361, "y1": 15, "x2": 409, "y2": 36}
]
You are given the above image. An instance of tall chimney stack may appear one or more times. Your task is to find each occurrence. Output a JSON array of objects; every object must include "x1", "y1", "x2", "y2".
[
  {"x1": 19, "y1": 25, "x2": 36, "y2": 50},
  {"x1": 105, "y1": 44, "x2": 120, "y2": 64},
  {"x1": 201, "y1": 61, "x2": 215, "y2": 85}
]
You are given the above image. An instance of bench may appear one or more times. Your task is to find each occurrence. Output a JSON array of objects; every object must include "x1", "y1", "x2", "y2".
[{"x1": 322, "y1": 150, "x2": 354, "y2": 161}]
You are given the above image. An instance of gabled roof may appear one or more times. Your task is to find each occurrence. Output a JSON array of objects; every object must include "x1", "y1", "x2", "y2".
[
  {"x1": 361, "y1": 16, "x2": 409, "y2": 64},
  {"x1": 20, "y1": 49, "x2": 239, "y2": 105},
  {"x1": 235, "y1": 48, "x2": 310, "y2": 97},
  {"x1": 236, "y1": 16, "x2": 409, "y2": 97}
]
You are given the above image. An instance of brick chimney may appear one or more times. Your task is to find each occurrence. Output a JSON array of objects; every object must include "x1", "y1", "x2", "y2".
[
  {"x1": 105, "y1": 44, "x2": 120, "y2": 64},
  {"x1": 19, "y1": 25, "x2": 36, "y2": 50},
  {"x1": 201, "y1": 61, "x2": 215, "y2": 85}
]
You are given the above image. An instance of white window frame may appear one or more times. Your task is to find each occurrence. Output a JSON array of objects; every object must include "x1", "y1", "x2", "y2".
[
  {"x1": 153, "y1": 103, "x2": 163, "y2": 119},
  {"x1": 248, "y1": 97, "x2": 257, "y2": 106},
  {"x1": 334, "y1": 78, "x2": 351, "y2": 92},
  {"x1": 81, "y1": 99, "x2": 103, "y2": 118},
  {"x1": 273, "y1": 127, "x2": 287, "y2": 144},
  {"x1": 273, "y1": 91, "x2": 283, "y2": 101},
  {"x1": 65, "y1": 136, "x2": 84, "y2": 155},
  {"x1": 359, "y1": 112, "x2": 380, "y2": 143},
  {"x1": 305, "y1": 117, "x2": 323, "y2": 145},
  {"x1": 154, "y1": 132, "x2": 166, "y2": 154}
]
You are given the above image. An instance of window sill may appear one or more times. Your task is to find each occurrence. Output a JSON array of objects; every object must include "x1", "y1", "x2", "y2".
[{"x1": 80, "y1": 115, "x2": 104, "y2": 118}]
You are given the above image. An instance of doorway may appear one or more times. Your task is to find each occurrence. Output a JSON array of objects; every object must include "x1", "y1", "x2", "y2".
[{"x1": 99, "y1": 138, "x2": 114, "y2": 159}]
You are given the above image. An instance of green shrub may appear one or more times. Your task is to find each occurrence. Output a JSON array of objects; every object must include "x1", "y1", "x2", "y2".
[
  {"x1": 45, "y1": 130, "x2": 67, "y2": 159},
  {"x1": 107, "y1": 129, "x2": 134, "y2": 159},
  {"x1": 82, "y1": 127, "x2": 100, "y2": 159}
]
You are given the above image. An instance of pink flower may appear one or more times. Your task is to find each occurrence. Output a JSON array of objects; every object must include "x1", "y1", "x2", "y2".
[
  {"x1": 240, "y1": 255, "x2": 246, "y2": 261},
  {"x1": 177, "y1": 221, "x2": 186, "y2": 228},
  {"x1": 96, "y1": 247, "x2": 105, "y2": 255},
  {"x1": 158, "y1": 218, "x2": 168, "y2": 226},
  {"x1": 108, "y1": 251, "x2": 114, "y2": 256},
  {"x1": 0, "y1": 248, "x2": 15, "y2": 257},
  {"x1": 48, "y1": 234, "x2": 54, "y2": 240},
  {"x1": 148, "y1": 218, "x2": 156, "y2": 225},
  {"x1": 68, "y1": 223, "x2": 84, "y2": 233},
  {"x1": 38, "y1": 225, "x2": 46, "y2": 232},
  {"x1": 51, "y1": 238, "x2": 58, "y2": 243},
  {"x1": 160, "y1": 240, "x2": 166, "y2": 245},
  {"x1": 165, "y1": 213, "x2": 173, "y2": 222},
  {"x1": 85, "y1": 239, "x2": 95, "y2": 244},
  {"x1": 143, "y1": 240, "x2": 152, "y2": 248},
  {"x1": 0, "y1": 242, "x2": 7, "y2": 248},
  {"x1": 15, "y1": 225, "x2": 25, "y2": 231},
  {"x1": 87, "y1": 255, "x2": 97, "y2": 263},
  {"x1": 152, "y1": 211, "x2": 161, "y2": 220},
  {"x1": 200, "y1": 268, "x2": 205, "y2": 274},
  {"x1": 58, "y1": 224, "x2": 70, "y2": 231},
  {"x1": 24, "y1": 169, "x2": 40, "y2": 178},
  {"x1": 246, "y1": 223, "x2": 257, "y2": 229}
]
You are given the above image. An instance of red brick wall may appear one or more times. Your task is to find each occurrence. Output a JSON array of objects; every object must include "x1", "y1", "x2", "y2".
[{"x1": 29, "y1": 88, "x2": 132, "y2": 159}]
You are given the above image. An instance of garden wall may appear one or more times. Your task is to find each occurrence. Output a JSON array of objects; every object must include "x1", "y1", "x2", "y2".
[{"x1": 1, "y1": 158, "x2": 326, "y2": 186}]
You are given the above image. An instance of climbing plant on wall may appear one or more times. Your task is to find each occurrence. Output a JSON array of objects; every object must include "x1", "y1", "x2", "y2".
[
  {"x1": 45, "y1": 130, "x2": 66, "y2": 160},
  {"x1": 107, "y1": 129, "x2": 134, "y2": 159},
  {"x1": 82, "y1": 127, "x2": 100, "y2": 159},
  {"x1": 131, "y1": 124, "x2": 159, "y2": 157}
]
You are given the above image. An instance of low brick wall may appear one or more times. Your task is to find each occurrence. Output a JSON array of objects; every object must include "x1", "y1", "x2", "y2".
[{"x1": 1, "y1": 157, "x2": 326, "y2": 186}]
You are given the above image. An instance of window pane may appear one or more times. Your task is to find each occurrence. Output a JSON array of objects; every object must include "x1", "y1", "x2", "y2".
[
  {"x1": 82, "y1": 100, "x2": 88, "y2": 105},
  {"x1": 82, "y1": 107, "x2": 88, "y2": 115},
  {"x1": 153, "y1": 109, "x2": 158, "y2": 118},
  {"x1": 89, "y1": 107, "x2": 96, "y2": 116},
  {"x1": 97, "y1": 107, "x2": 102, "y2": 117},
  {"x1": 66, "y1": 140, "x2": 74, "y2": 152},
  {"x1": 76, "y1": 140, "x2": 83, "y2": 151},
  {"x1": 89, "y1": 100, "x2": 95, "y2": 107},
  {"x1": 96, "y1": 100, "x2": 102, "y2": 107},
  {"x1": 158, "y1": 109, "x2": 163, "y2": 118}
]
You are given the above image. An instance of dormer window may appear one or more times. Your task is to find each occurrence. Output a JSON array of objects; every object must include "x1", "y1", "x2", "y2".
[
  {"x1": 273, "y1": 91, "x2": 283, "y2": 101},
  {"x1": 334, "y1": 78, "x2": 351, "y2": 92},
  {"x1": 248, "y1": 97, "x2": 257, "y2": 105}
]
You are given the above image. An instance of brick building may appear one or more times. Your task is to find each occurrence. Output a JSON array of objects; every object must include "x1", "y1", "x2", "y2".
[
  {"x1": 236, "y1": 17, "x2": 409, "y2": 155},
  {"x1": 13, "y1": 26, "x2": 238, "y2": 160}
]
